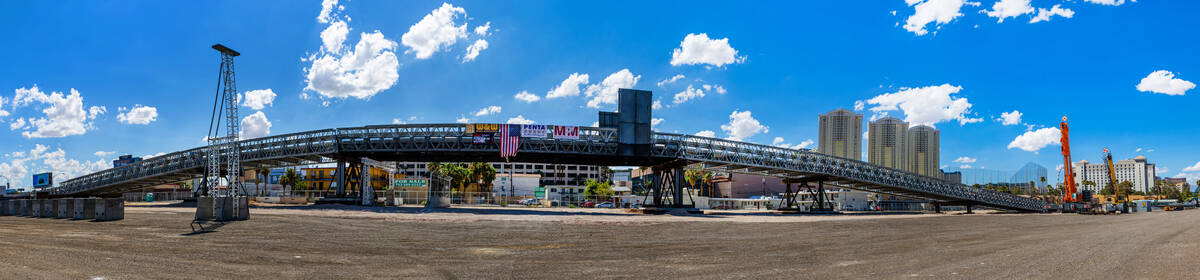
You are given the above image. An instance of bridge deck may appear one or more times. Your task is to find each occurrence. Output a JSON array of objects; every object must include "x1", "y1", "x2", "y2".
[{"x1": 54, "y1": 124, "x2": 1046, "y2": 212}]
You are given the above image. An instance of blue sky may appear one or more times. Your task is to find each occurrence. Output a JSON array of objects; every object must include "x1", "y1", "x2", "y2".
[{"x1": 1, "y1": 0, "x2": 1198, "y2": 188}]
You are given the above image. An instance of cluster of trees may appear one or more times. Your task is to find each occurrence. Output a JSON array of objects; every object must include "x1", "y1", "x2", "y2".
[
  {"x1": 583, "y1": 179, "x2": 614, "y2": 199},
  {"x1": 428, "y1": 162, "x2": 497, "y2": 193},
  {"x1": 684, "y1": 167, "x2": 719, "y2": 197}
]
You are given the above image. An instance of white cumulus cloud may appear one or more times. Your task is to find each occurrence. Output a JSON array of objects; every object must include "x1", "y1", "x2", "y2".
[
  {"x1": 546, "y1": 73, "x2": 589, "y2": 99},
  {"x1": 241, "y1": 89, "x2": 276, "y2": 110},
  {"x1": 93, "y1": 151, "x2": 115, "y2": 158},
  {"x1": 1083, "y1": 0, "x2": 1133, "y2": 6},
  {"x1": 474, "y1": 21, "x2": 491, "y2": 36},
  {"x1": 1137, "y1": 70, "x2": 1195, "y2": 96},
  {"x1": 401, "y1": 3, "x2": 468, "y2": 60},
  {"x1": 1183, "y1": 161, "x2": 1200, "y2": 172},
  {"x1": 10, "y1": 86, "x2": 104, "y2": 138},
  {"x1": 720, "y1": 110, "x2": 768, "y2": 141},
  {"x1": 506, "y1": 115, "x2": 534, "y2": 125},
  {"x1": 117, "y1": 105, "x2": 158, "y2": 125},
  {"x1": 670, "y1": 33, "x2": 745, "y2": 67},
  {"x1": 9, "y1": 118, "x2": 25, "y2": 130},
  {"x1": 304, "y1": 1, "x2": 400, "y2": 101},
  {"x1": 513, "y1": 91, "x2": 540, "y2": 103},
  {"x1": 462, "y1": 39, "x2": 488, "y2": 63},
  {"x1": 954, "y1": 156, "x2": 977, "y2": 163},
  {"x1": 584, "y1": 69, "x2": 640, "y2": 109},
  {"x1": 673, "y1": 85, "x2": 706, "y2": 104},
  {"x1": 1029, "y1": 4, "x2": 1074, "y2": 23},
  {"x1": 1007, "y1": 127, "x2": 1061, "y2": 152},
  {"x1": 865, "y1": 84, "x2": 981, "y2": 126},
  {"x1": 903, "y1": 0, "x2": 978, "y2": 36},
  {"x1": 657, "y1": 74, "x2": 685, "y2": 87},
  {"x1": 984, "y1": 0, "x2": 1034, "y2": 23},
  {"x1": 240, "y1": 111, "x2": 272, "y2": 139},
  {"x1": 998, "y1": 110, "x2": 1022, "y2": 125},
  {"x1": 696, "y1": 130, "x2": 716, "y2": 138},
  {"x1": 772, "y1": 137, "x2": 814, "y2": 149},
  {"x1": 473, "y1": 105, "x2": 501, "y2": 117}
]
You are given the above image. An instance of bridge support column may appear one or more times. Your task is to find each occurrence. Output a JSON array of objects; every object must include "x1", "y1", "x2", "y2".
[
  {"x1": 965, "y1": 205, "x2": 974, "y2": 214},
  {"x1": 74, "y1": 198, "x2": 97, "y2": 220},
  {"x1": 813, "y1": 181, "x2": 832, "y2": 213},
  {"x1": 933, "y1": 202, "x2": 942, "y2": 214}
]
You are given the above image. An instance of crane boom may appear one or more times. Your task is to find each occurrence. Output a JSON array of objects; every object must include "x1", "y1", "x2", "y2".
[
  {"x1": 1061, "y1": 116, "x2": 1078, "y2": 203},
  {"x1": 1104, "y1": 148, "x2": 1120, "y2": 203}
]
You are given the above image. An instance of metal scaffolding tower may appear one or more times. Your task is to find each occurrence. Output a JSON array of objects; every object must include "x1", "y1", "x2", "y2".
[{"x1": 202, "y1": 44, "x2": 242, "y2": 198}]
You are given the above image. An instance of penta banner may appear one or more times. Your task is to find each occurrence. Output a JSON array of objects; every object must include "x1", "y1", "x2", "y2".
[
  {"x1": 553, "y1": 125, "x2": 579, "y2": 139},
  {"x1": 472, "y1": 133, "x2": 494, "y2": 144},
  {"x1": 521, "y1": 124, "x2": 548, "y2": 138}
]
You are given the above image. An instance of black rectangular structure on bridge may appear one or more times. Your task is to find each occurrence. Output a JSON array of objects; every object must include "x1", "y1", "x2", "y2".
[{"x1": 617, "y1": 88, "x2": 652, "y2": 157}]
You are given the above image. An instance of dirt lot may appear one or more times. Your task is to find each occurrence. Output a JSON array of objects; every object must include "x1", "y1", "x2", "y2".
[{"x1": 0, "y1": 204, "x2": 1197, "y2": 279}]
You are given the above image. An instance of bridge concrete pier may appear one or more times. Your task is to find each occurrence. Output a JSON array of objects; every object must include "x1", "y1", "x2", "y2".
[
  {"x1": 95, "y1": 198, "x2": 124, "y2": 221},
  {"x1": 74, "y1": 198, "x2": 97, "y2": 220},
  {"x1": 57, "y1": 198, "x2": 74, "y2": 218}
]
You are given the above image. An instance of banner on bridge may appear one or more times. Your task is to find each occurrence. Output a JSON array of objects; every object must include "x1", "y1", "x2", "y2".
[
  {"x1": 553, "y1": 125, "x2": 579, "y2": 139},
  {"x1": 521, "y1": 124, "x2": 548, "y2": 138},
  {"x1": 472, "y1": 133, "x2": 493, "y2": 144},
  {"x1": 466, "y1": 123, "x2": 499, "y2": 134}
]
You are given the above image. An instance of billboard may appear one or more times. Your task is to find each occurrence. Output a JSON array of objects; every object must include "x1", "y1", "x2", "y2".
[
  {"x1": 521, "y1": 124, "x2": 548, "y2": 138},
  {"x1": 553, "y1": 125, "x2": 579, "y2": 139},
  {"x1": 33, "y1": 172, "x2": 53, "y2": 188}
]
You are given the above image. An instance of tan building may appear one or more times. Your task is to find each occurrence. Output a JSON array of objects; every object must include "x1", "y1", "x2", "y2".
[
  {"x1": 868, "y1": 117, "x2": 908, "y2": 170},
  {"x1": 907, "y1": 125, "x2": 940, "y2": 178},
  {"x1": 818, "y1": 109, "x2": 862, "y2": 160}
]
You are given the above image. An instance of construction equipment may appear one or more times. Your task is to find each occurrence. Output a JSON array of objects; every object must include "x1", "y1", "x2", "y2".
[
  {"x1": 1102, "y1": 148, "x2": 1129, "y2": 213},
  {"x1": 1058, "y1": 117, "x2": 1087, "y2": 212}
]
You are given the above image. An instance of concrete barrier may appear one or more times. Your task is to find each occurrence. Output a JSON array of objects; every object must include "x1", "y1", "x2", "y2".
[
  {"x1": 195, "y1": 196, "x2": 215, "y2": 221},
  {"x1": 95, "y1": 198, "x2": 124, "y2": 221},
  {"x1": 0, "y1": 200, "x2": 9, "y2": 216},
  {"x1": 31, "y1": 200, "x2": 43, "y2": 217},
  {"x1": 41, "y1": 200, "x2": 55, "y2": 218},
  {"x1": 17, "y1": 200, "x2": 28, "y2": 216},
  {"x1": 74, "y1": 198, "x2": 97, "y2": 220},
  {"x1": 57, "y1": 198, "x2": 74, "y2": 218},
  {"x1": 214, "y1": 196, "x2": 234, "y2": 221},
  {"x1": 234, "y1": 196, "x2": 249, "y2": 220}
]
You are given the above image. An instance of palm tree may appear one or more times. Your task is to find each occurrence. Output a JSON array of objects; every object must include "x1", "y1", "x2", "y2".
[{"x1": 256, "y1": 166, "x2": 271, "y2": 196}]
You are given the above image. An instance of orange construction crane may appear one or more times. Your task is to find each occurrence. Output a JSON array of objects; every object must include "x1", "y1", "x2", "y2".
[{"x1": 1060, "y1": 116, "x2": 1079, "y2": 203}]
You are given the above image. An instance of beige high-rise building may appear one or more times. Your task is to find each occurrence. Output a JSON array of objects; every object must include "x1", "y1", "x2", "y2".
[
  {"x1": 868, "y1": 117, "x2": 908, "y2": 170},
  {"x1": 907, "y1": 125, "x2": 940, "y2": 178},
  {"x1": 818, "y1": 109, "x2": 862, "y2": 160}
]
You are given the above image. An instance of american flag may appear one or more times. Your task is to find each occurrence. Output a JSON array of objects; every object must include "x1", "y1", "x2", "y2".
[{"x1": 498, "y1": 124, "x2": 520, "y2": 158}]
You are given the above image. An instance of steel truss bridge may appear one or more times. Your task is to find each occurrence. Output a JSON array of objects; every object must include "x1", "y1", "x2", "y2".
[{"x1": 53, "y1": 124, "x2": 1047, "y2": 212}]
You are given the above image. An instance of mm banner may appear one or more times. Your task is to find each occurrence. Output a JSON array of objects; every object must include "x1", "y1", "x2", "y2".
[
  {"x1": 472, "y1": 133, "x2": 493, "y2": 144},
  {"x1": 553, "y1": 125, "x2": 579, "y2": 139},
  {"x1": 521, "y1": 124, "x2": 548, "y2": 138}
]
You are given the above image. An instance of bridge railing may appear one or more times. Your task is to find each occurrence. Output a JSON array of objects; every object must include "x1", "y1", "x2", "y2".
[
  {"x1": 651, "y1": 132, "x2": 1046, "y2": 211},
  {"x1": 56, "y1": 124, "x2": 617, "y2": 196}
]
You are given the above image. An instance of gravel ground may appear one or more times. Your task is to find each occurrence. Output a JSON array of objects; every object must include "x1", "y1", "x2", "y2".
[{"x1": 0, "y1": 204, "x2": 1196, "y2": 279}]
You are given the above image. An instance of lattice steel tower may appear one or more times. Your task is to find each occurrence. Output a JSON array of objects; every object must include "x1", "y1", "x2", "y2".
[{"x1": 201, "y1": 44, "x2": 242, "y2": 197}]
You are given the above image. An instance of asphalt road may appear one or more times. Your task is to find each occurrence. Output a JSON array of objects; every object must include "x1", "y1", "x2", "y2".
[{"x1": 0, "y1": 206, "x2": 1196, "y2": 279}]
